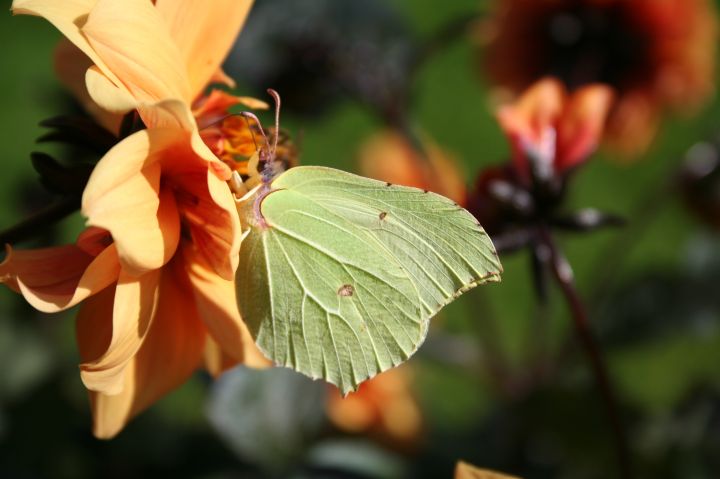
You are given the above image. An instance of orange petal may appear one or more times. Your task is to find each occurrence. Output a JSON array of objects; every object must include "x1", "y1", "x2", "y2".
[
  {"x1": 82, "y1": 129, "x2": 181, "y2": 276},
  {"x1": 80, "y1": 268, "x2": 161, "y2": 395},
  {"x1": 171, "y1": 170, "x2": 239, "y2": 280},
  {"x1": 359, "y1": 131, "x2": 429, "y2": 188},
  {"x1": 193, "y1": 89, "x2": 268, "y2": 129},
  {"x1": 203, "y1": 337, "x2": 240, "y2": 377},
  {"x1": 76, "y1": 226, "x2": 113, "y2": 257},
  {"x1": 192, "y1": 132, "x2": 232, "y2": 180},
  {"x1": 497, "y1": 78, "x2": 565, "y2": 175},
  {"x1": 210, "y1": 68, "x2": 237, "y2": 89},
  {"x1": 54, "y1": 39, "x2": 123, "y2": 134},
  {"x1": 84, "y1": 260, "x2": 206, "y2": 439},
  {"x1": 155, "y1": 0, "x2": 254, "y2": 99},
  {"x1": 76, "y1": 283, "x2": 114, "y2": 366},
  {"x1": 86, "y1": 73, "x2": 199, "y2": 135},
  {"x1": 82, "y1": 0, "x2": 191, "y2": 104},
  {"x1": 557, "y1": 84, "x2": 614, "y2": 171},
  {"x1": 498, "y1": 78, "x2": 565, "y2": 139},
  {"x1": 327, "y1": 365, "x2": 421, "y2": 445},
  {"x1": 183, "y1": 245, "x2": 270, "y2": 369},
  {"x1": 605, "y1": 92, "x2": 661, "y2": 157},
  {"x1": 85, "y1": 66, "x2": 138, "y2": 116},
  {"x1": 454, "y1": 461, "x2": 520, "y2": 479},
  {"x1": 0, "y1": 242, "x2": 119, "y2": 313},
  {"x1": 131, "y1": 100, "x2": 224, "y2": 181},
  {"x1": 11, "y1": 0, "x2": 123, "y2": 88}
]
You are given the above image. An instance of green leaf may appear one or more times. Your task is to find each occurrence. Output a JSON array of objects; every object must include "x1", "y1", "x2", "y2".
[{"x1": 236, "y1": 166, "x2": 502, "y2": 393}]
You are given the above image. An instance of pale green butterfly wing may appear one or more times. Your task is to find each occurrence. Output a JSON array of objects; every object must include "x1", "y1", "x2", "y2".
[
  {"x1": 237, "y1": 166, "x2": 501, "y2": 393},
  {"x1": 237, "y1": 188, "x2": 424, "y2": 393},
  {"x1": 276, "y1": 167, "x2": 502, "y2": 316}
]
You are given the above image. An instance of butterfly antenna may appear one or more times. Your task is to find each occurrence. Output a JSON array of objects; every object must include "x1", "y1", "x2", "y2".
[
  {"x1": 241, "y1": 115, "x2": 260, "y2": 154},
  {"x1": 239, "y1": 111, "x2": 270, "y2": 156},
  {"x1": 267, "y1": 89, "x2": 281, "y2": 158}
]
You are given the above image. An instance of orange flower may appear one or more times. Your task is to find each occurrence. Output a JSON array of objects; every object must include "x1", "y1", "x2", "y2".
[
  {"x1": 467, "y1": 78, "x2": 613, "y2": 235},
  {"x1": 357, "y1": 129, "x2": 467, "y2": 206},
  {"x1": 326, "y1": 365, "x2": 423, "y2": 449},
  {"x1": 482, "y1": 0, "x2": 718, "y2": 155},
  {"x1": 455, "y1": 461, "x2": 520, "y2": 479},
  {"x1": 496, "y1": 78, "x2": 613, "y2": 182},
  {"x1": 3, "y1": 0, "x2": 270, "y2": 438}
]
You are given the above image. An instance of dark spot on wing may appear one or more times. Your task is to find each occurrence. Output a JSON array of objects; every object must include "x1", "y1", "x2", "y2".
[
  {"x1": 379, "y1": 212, "x2": 387, "y2": 220},
  {"x1": 385, "y1": 182, "x2": 392, "y2": 187},
  {"x1": 337, "y1": 284, "x2": 354, "y2": 297},
  {"x1": 423, "y1": 189, "x2": 429, "y2": 193}
]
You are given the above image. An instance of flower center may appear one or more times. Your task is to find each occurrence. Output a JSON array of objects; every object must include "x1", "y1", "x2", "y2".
[
  {"x1": 201, "y1": 116, "x2": 259, "y2": 176},
  {"x1": 201, "y1": 116, "x2": 298, "y2": 183}
]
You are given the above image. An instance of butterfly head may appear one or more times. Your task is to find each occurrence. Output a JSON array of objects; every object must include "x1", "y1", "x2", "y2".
[
  {"x1": 238, "y1": 89, "x2": 286, "y2": 183},
  {"x1": 225, "y1": 90, "x2": 298, "y2": 200}
]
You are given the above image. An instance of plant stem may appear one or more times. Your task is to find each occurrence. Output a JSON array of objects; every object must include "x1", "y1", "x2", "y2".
[
  {"x1": 540, "y1": 227, "x2": 632, "y2": 479},
  {"x1": 0, "y1": 196, "x2": 80, "y2": 246}
]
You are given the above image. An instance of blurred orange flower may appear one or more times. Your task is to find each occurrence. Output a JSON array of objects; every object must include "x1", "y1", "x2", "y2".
[
  {"x1": 2, "y1": 0, "x2": 270, "y2": 438},
  {"x1": 497, "y1": 78, "x2": 613, "y2": 182},
  {"x1": 358, "y1": 129, "x2": 467, "y2": 206},
  {"x1": 468, "y1": 78, "x2": 613, "y2": 235},
  {"x1": 481, "y1": 0, "x2": 718, "y2": 155},
  {"x1": 455, "y1": 461, "x2": 520, "y2": 479},
  {"x1": 327, "y1": 365, "x2": 423, "y2": 449}
]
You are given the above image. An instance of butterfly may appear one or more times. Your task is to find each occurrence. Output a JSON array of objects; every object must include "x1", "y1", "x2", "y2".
[{"x1": 233, "y1": 90, "x2": 502, "y2": 394}]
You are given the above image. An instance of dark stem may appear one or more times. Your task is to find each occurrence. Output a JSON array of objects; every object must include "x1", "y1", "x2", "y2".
[
  {"x1": 525, "y1": 240, "x2": 552, "y2": 382},
  {"x1": 539, "y1": 227, "x2": 632, "y2": 479},
  {"x1": 0, "y1": 196, "x2": 80, "y2": 246}
]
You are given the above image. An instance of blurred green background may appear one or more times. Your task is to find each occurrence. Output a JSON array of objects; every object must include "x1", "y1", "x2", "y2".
[{"x1": 2, "y1": 0, "x2": 720, "y2": 477}]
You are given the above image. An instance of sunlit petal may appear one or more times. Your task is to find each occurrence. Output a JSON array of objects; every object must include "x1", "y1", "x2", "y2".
[
  {"x1": 82, "y1": 0, "x2": 191, "y2": 104},
  {"x1": 85, "y1": 66, "x2": 138, "y2": 116},
  {"x1": 0, "y1": 242, "x2": 119, "y2": 313},
  {"x1": 155, "y1": 0, "x2": 254, "y2": 99},
  {"x1": 82, "y1": 129, "x2": 181, "y2": 276}
]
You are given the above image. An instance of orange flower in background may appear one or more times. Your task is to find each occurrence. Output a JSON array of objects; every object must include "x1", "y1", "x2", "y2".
[
  {"x1": 455, "y1": 461, "x2": 520, "y2": 479},
  {"x1": 481, "y1": 0, "x2": 718, "y2": 155},
  {"x1": 467, "y1": 78, "x2": 613, "y2": 235},
  {"x1": 358, "y1": 129, "x2": 467, "y2": 206},
  {"x1": 2, "y1": 0, "x2": 270, "y2": 438},
  {"x1": 497, "y1": 78, "x2": 613, "y2": 182},
  {"x1": 327, "y1": 365, "x2": 423, "y2": 449}
]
